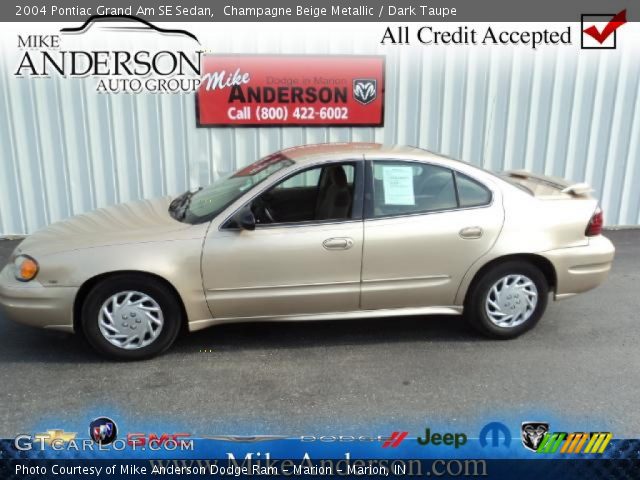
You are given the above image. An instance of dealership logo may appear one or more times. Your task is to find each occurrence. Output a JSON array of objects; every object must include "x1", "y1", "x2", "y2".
[
  {"x1": 14, "y1": 14, "x2": 202, "y2": 93},
  {"x1": 300, "y1": 433, "x2": 406, "y2": 447},
  {"x1": 204, "y1": 435, "x2": 288, "y2": 442},
  {"x1": 417, "y1": 428, "x2": 467, "y2": 448},
  {"x1": 522, "y1": 423, "x2": 613, "y2": 454},
  {"x1": 89, "y1": 417, "x2": 118, "y2": 445},
  {"x1": 34, "y1": 429, "x2": 77, "y2": 445},
  {"x1": 479, "y1": 422, "x2": 512, "y2": 448},
  {"x1": 581, "y1": 9, "x2": 627, "y2": 49},
  {"x1": 198, "y1": 55, "x2": 385, "y2": 127},
  {"x1": 14, "y1": 419, "x2": 189, "y2": 451},
  {"x1": 127, "y1": 432, "x2": 191, "y2": 448},
  {"x1": 301, "y1": 435, "x2": 390, "y2": 443},
  {"x1": 382, "y1": 432, "x2": 408, "y2": 448},
  {"x1": 353, "y1": 79, "x2": 377, "y2": 105},
  {"x1": 521, "y1": 422, "x2": 549, "y2": 452},
  {"x1": 60, "y1": 14, "x2": 200, "y2": 43},
  {"x1": 14, "y1": 430, "x2": 76, "y2": 450}
]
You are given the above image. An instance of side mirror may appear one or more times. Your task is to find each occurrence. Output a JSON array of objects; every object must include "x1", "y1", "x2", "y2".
[{"x1": 234, "y1": 207, "x2": 256, "y2": 231}]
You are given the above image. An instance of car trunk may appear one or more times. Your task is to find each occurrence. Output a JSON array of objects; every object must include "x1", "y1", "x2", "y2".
[
  {"x1": 501, "y1": 170, "x2": 603, "y2": 245},
  {"x1": 501, "y1": 170, "x2": 593, "y2": 199}
]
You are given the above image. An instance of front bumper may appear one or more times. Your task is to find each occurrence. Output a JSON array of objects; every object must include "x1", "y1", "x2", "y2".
[
  {"x1": 0, "y1": 264, "x2": 77, "y2": 332},
  {"x1": 542, "y1": 235, "x2": 616, "y2": 300}
]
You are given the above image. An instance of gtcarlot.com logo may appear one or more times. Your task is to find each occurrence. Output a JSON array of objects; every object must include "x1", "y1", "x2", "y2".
[{"x1": 14, "y1": 417, "x2": 194, "y2": 452}]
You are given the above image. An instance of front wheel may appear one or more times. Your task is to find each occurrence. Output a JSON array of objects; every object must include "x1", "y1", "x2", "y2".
[
  {"x1": 465, "y1": 261, "x2": 549, "y2": 339},
  {"x1": 81, "y1": 274, "x2": 183, "y2": 360}
]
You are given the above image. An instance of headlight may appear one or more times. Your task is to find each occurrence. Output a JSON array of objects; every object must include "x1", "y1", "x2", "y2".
[{"x1": 14, "y1": 255, "x2": 39, "y2": 282}]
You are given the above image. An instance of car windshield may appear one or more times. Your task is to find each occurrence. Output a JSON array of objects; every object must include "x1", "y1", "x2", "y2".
[{"x1": 169, "y1": 153, "x2": 294, "y2": 224}]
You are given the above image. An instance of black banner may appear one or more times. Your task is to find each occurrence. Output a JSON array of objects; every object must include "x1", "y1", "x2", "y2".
[{"x1": 5, "y1": 0, "x2": 637, "y2": 22}]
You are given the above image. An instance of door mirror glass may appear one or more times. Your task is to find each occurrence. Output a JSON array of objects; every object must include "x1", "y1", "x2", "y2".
[{"x1": 234, "y1": 207, "x2": 256, "y2": 231}]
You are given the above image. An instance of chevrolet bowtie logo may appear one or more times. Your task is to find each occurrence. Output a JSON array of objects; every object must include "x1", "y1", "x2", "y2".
[{"x1": 34, "y1": 430, "x2": 77, "y2": 444}]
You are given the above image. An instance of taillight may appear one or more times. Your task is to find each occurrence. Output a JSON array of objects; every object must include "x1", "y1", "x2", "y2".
[{"x1": 586, "y1": 207, "x2": 603, "y2": 236}]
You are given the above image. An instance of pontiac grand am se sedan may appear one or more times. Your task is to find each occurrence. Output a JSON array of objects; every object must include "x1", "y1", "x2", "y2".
[{"x1": 0, "y1": 144, "x2": 615, "y2": 359}]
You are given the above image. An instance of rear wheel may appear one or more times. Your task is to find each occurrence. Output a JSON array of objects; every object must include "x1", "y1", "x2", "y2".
[
  {"x1": 81, "y1": 274, "x2": 182, "y2": 360},
  {"x1": 465, "y1": 261, "x2": 548, "y2": 339}
]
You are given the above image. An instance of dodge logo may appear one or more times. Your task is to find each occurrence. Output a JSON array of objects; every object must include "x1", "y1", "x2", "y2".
[
  {"x1": 353, "y1": 79, "x2": 377, "y2": 105},
  {"x1": 521, "y1": 422, "x2": 549, "y2": 452}
]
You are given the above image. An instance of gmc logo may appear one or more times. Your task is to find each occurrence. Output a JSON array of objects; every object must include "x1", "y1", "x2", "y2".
[{"x1": 127, "y1": 433, "x2": 191, "y2": 447}]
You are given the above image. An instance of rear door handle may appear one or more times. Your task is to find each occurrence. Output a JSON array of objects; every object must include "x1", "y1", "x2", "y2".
[
  {"x1": 323, "y1": 237, "x2": 354, "y2": 250},
  {"x1": 459, "y1": 226, "x2": 483, "y2": 239}
]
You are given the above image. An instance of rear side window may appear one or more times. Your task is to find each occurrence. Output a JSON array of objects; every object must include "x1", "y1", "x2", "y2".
[
  {"x1": 455, "y1": 172, "x2": 492, "y2": 207},
  {"x1": 371, "y1": 161, "x2": 457, "y2": 217},
  {"x1": 369, "y1": 161, "x2": 492, "y2": 218}
]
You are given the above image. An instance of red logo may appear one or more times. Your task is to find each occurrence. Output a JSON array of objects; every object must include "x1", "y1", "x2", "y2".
[
  {"x1": 382, "y1": 431, "x2": 408, "y2": 448},
  {"x1": 197, "y1": 55, "x2": 385, "y2": 127},
  {"x1": 127, "y1": 433, "x2": 191, "y2": 447}
]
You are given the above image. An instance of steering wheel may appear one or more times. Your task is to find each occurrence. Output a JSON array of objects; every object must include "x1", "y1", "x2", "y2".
[{"x1": 254, "y1": 197, "x2": 276, "y2": 223}]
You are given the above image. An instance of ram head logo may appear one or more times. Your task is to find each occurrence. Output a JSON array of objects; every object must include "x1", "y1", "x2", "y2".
[
  {"x1": 353, "y1": 79, "x2": 377, "y2": 105},
  {"x1": 521, "y1": 422, "x2": 549, "y2": 452}
]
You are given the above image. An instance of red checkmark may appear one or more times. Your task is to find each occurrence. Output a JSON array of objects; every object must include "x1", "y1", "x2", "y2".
[{"x1": 583, "y1": 9, "x2": 627, "y2": 44}]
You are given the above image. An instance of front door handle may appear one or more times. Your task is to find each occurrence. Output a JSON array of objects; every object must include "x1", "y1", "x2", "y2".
[
  {"x1": 459, "y1": 226, "x2": 483, "y2": 239},
  {"x1": 323, "y1": 237, "x2": 354, "y2": 250}
]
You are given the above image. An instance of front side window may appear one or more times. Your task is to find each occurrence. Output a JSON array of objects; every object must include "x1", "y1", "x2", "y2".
[
  {"x1": 250, "y1": 163, "x2": 356, "y2": 225},
  {"x1": 169, "y1": 153, "x2": 294, "y2": 224},
  {"x1": 371, "y1": 161, "x2": 457, "y2": 217}
]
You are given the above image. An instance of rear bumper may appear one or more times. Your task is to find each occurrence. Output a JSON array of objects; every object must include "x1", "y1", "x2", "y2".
[
  {"x1": 542, "y1": 235, "x2": 615, "y2": 300},
  {"x1": 0, "y1": 264, "x2": 76, "y2": 332}
]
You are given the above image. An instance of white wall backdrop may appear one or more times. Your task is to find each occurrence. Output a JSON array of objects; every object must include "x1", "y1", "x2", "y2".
[{"x1": 1, "y1": 23, "x2": 639, "y2": 234}]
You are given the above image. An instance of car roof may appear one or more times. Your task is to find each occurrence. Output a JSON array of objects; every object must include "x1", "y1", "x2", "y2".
[{"x1": 277, "y1": 143, "x2": 466, "y2": 167}]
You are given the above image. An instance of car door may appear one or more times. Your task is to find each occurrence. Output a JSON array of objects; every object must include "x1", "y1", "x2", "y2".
[
  {"x1": 201, "y1": 160, "x2": 364, "y2": 319},
  {"x1": 361, "y1": 159, "x2": 504, "y2": 310}
]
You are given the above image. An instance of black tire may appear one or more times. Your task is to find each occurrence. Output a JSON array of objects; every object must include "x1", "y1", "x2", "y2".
[
  {"x1": 81, "y1": 274, "x2": 183, "y2": 360},
  {"x1": 464, "y1": 260, "x2": 549, "y2": 339}
]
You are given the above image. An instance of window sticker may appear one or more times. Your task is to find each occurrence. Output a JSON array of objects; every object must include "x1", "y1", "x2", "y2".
[{"x1": 382, "y1": 165, "x2": 415, "y2": 205}]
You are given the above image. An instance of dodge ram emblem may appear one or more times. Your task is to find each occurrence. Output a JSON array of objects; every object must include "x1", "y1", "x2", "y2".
[
  {"x1": 353, "y1": 79, "x2": 377, "y2": 105},
  {"x1": 521, "y1": 422, "x2": 549, "y2": 452}
]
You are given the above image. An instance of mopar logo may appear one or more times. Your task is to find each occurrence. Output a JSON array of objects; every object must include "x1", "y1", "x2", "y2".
[{"x1": 479, "y1": 422, "x2": 512, "y2": 448}]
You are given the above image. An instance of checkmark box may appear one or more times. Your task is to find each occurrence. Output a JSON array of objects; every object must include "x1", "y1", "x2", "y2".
[{"x1": 581, "y1": 12, "x2": 624, "y2": 49}]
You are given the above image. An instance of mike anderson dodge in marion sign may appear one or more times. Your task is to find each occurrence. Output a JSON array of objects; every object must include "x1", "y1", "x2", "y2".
[{"x1": 196, "y1": 55, "x2": 385, "y2": 127}]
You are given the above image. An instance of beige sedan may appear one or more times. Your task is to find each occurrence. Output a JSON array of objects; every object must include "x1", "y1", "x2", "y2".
[{"x1": 0, "y1": 144, "x2": 615, "y2": 359}]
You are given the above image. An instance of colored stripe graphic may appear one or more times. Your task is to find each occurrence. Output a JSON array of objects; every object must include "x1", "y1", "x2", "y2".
[
  {"x1": 382, "y1": 431, "x2": 408, "y2": 448},
  {"x1": 560, "y1": 433, "x2": 576, "y2": 453},
  {"x1": 572, "y1": 433, "x2": 589, "y2": 453},
  {"x1": 560, "y1": 433, "x2": 587, "y2": 453},
  {"x1": 537, "y1": 433, "x2": 566, "y2": 453},
  {"x1": 538, "y1": 432, "x2": 612, "y2": 454},
  {"x1": 584, "y1": 433, "x2": 612, "y2": 454}
]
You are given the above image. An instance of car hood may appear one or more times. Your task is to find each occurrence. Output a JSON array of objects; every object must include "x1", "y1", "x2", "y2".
[{"x1": 18, "y1": 197, "x2": 200, "y2": 257}]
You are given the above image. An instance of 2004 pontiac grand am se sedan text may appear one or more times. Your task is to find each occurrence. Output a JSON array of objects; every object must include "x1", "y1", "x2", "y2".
[{"x1": 0, "y1": 144, "x2": 615, "y2": 359}]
